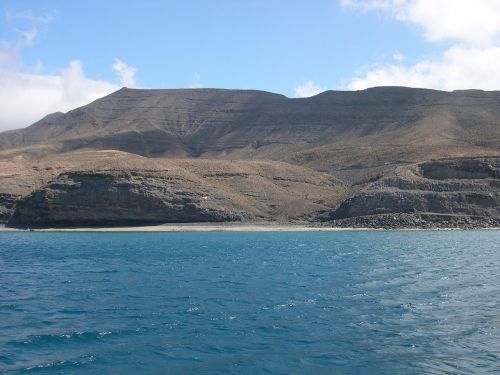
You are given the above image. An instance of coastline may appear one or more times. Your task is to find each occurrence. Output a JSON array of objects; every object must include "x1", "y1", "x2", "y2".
[
  {"x1": 0, "y1": 223, "x2": 366, "y2": 232},
  {"x1": 1, "y1": 223, "x2": 499, "y2": 232}
]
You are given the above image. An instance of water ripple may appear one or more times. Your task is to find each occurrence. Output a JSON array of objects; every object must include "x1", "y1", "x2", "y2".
[{"x1": 0, "y1": 231, "x2": 499, "y2": 374}]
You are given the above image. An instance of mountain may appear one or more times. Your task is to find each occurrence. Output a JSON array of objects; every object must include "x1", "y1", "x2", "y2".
[
  {"x1": 1, "y1": 87, "x2": 499, "y2": 228},
  {"x1": 1, "y1": 87, "x2": 500, "y2": 179}
]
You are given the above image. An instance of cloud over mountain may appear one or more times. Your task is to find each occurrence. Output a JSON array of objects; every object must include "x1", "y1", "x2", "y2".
[
  {"x1": 0, "y1": 10, "x2": 137, "y2": 130},
  {"x1": 343, "y1": 0, "x2": 500, "y2": 90}
]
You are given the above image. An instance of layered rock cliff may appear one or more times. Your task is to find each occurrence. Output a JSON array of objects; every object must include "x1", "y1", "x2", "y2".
[
  {"x1": 330, "y1": 158, "x2": 500, "y2": 227},
  {"x1": 9, "y1": 171, "x2": 241, "y2": 226},
  {"x1": 1, "y1": 87, "x2": 499, "y2": 228},
  {"x1": 3, "y1": 151, "x2": 347, "y2": 227}
]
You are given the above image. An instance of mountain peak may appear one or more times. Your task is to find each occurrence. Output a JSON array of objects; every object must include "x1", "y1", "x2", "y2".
[{"x1": 0, "y1": 86, "x2": 498, "y2": 173}]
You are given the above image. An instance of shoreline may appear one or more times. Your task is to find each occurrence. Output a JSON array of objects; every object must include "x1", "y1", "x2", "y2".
[
  {"x1": 1, "y1": 223, "x2": 499, "y2": 232},
  {"x1": 0, "y1": 223, "x2": 372, "y2": 232}
]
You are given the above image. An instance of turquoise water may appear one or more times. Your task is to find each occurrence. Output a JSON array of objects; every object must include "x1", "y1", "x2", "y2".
[{"x1": 0, "y1": 231, "x2": 499, "y2": 374}]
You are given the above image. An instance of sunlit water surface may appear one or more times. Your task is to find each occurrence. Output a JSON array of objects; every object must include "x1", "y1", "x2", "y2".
[{"x1": 0, "y1": 231, "x2": 499, "y2": 374}]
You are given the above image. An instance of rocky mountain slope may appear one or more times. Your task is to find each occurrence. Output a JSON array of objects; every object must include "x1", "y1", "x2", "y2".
[
  {"x1": 330, "y1": 157, "x2": 500, "y2": 228},
  {"x1": 2, "y1": 151, "x2": 347, "y2": 227},
  {"x1": 1, "y1": 87, "x2": 500, "y2": 181},
  {"x1": 1, "y1": 87, "x2": 499, "y2": 228}
]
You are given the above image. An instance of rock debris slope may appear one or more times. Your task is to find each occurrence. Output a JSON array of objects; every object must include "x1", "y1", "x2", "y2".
[
  {"x1": 0, "y1": 86, "x2": 499, "y2": 227},
  {"x1": 1, "y1": 87, "x2": 500, "y2": 179},
  {"x1": 330, "y1": 158, "x2": 500, "y2": 227},
  {"x1": 2, "y1": 151, "x2": 346, "y2": 227}
]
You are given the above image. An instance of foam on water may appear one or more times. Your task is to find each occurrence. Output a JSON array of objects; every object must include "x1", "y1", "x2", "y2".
[{"x1": 0, "y1": 231, "x2": 499, "y2": 374}]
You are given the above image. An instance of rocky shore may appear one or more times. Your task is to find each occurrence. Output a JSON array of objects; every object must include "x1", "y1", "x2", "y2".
[
  {"x1": 1, "y1": 87, "x2": 500, "y2": 230},
  {"x1": 329, "y1": 158, "x2": 500, "y2": 229},
  {"x1": 329, "y1": 213, "x2": 500, "y2": 230},
  {"x1": 1, "y1": 153, "x2": 499, "y2": 230}
]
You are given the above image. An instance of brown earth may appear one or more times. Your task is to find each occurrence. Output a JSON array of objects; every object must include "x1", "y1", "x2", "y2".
[
  {"x1": 1, "y1": 87, "x2": 500, "y2": 181},
  {"x1": 1, "y1": 87, "x2": 499, "y2": 228},
  {"x1": 2, "y1": 151, "x2": 347, "y2": 227}
]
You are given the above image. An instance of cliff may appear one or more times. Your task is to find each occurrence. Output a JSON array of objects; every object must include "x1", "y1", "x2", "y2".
[
  {"x1": 3, "y1": 151, "x2": 347, "y2": 227},
  {"x1": 1, "y1": 87, "x2": 499, "y2": 228},
  {"x1": 330, "y1": 158, "x2": 500, "y2": 228}
]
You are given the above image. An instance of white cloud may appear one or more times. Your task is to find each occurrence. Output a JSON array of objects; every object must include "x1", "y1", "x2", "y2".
[
  {"x1": 0, "y1": 11, "x2": 139, "y2": 131},
  {"x1": 6, "y1": 9, "x2": 54, "y2": 24},
  {"x1": 348, "y1": 46, "x2": 500, "y2": 90},
  {"x1": 0, "y1": 61, "x2": 120, "y2": 130},
  {"x1": 294, "y1": 80, "x2": 325, "y2": 97},
  {"x1": 189, "y1": 72, "x2": 203, "y2": 88},
  {"x1": 393, "y1": 52, "x2": 404, "y2": 62},
  {"x1": 342, "y1": 0, "x2": 500, "y2": 91},
  {"x1": 17, "y1": 26, "x2": 38, "y2": 46},
  {"x1": 0, "y1": 46, "x2": 21, "y2": 67},
  {"x1": 6, "y1": 9, "x2": 54, "y2": 48},
  {"x1": 0, "y1": 57, "x2": 139, "y2": 131},
  {"x1": 404, "y1": 0, "x2": 500, "y2": 45},
  {"x1": 342, "y1": 0, "x2": 500, "y2": 45},
  {"x1": 112, "y1": 59, "x2": 137, "y2": 88},
  {"x1": 341, "y1": 0, "x2": 397, "y2": 12}
]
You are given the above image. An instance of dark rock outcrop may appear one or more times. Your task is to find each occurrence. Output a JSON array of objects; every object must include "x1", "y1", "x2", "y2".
[
  {"x1": 9, "y1": 171, "x2": 241, "y2": 227},
  {"x1": 1, "y1": 86, "x2": 500, "y2": 228},
  {"x1": 419, "y1": 159, "x2": 500, "y2": 180},
  {"x1": 3, "y1": 151, "x2": 347, "y2": 227},
  {"x1": 330, "y1": 213, "x2": 500, "y2": 230},
  {"x1": 0, "y1": 193, "x2": 19, "y2": 223},
  {"x1": 331, "y1": 158, "x2": 500, "y2": 221}
]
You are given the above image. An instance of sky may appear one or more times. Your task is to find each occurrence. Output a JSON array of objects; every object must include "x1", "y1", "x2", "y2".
[{"x1": 1, "y1": 0, "x2": 500, "y2": 130}]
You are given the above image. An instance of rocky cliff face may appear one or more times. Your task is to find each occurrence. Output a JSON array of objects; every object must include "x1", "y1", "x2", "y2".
[
  {"x1": 0, "y1": 159, "x2": 58, "y2": 224},
  {"x1": 7, "y1": 155, "x2": 500, "y2": 228},
  {"x1": 1, "y1": 87, "x2": 500, "y2": 228},
  {"x1": 9, "y1": 171, "x2": 241, "y2": 226},
  {"x1": 331, "y1": 158, "x2": 500, "y2": 221},
  {"x1": 2, "y1": 151, "x2": 347, "y2": 227}
]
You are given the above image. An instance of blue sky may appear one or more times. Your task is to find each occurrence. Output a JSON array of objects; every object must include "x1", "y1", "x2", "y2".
[
  {"x1": 2, "y1": 0, "x2": 500, "y2": 129},
  {"x1": 2, "y1": 0, "x2": 431, "y2": 92}
]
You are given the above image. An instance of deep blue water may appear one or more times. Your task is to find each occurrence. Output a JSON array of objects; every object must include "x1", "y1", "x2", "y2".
[{"x1": 0, "y1": 231, "x2": 499, "y2": 374}]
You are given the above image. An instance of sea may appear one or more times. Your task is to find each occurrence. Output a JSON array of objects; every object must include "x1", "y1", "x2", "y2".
[{"x1": 0, "y1": 231, "x2": 499, "y2": 374}]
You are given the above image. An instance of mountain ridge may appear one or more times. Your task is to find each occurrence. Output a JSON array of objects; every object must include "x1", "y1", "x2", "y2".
[
  {"x1": 2, "y1": 86, "x2": 500, "y2": 175},
  {"x1": 1, "y1": 86, "x2": 499, "y2": 228}
]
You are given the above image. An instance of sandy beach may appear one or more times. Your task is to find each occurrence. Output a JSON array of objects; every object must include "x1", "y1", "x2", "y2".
[
  {"x1": 0, "y1": 223, "x2": 367, "y2": 232},
  {"x1": 2, "y1": 223, "x2": 498, "y2": 232}
]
